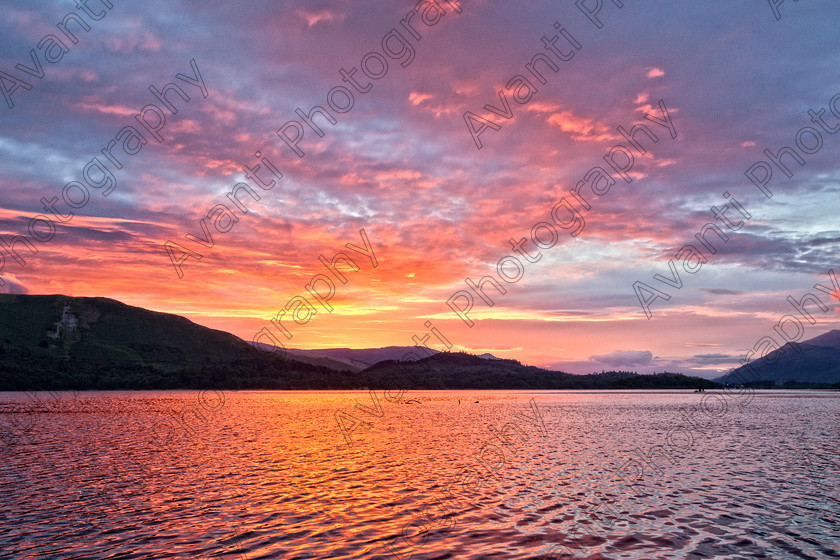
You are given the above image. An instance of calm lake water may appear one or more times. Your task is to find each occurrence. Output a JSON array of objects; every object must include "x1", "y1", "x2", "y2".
[{"x1": 1, "y1": 390, "x2": 838, "y2": 559}]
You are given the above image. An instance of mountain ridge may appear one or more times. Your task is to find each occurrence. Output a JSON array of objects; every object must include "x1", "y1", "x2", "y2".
[
  {"x1": 279, "y1": 347, "x2": 502, "y2": 372},
  {"x1": 2, "y1": 294, "x2": 833, "y2": 390},
  {"x1": 357, "y1": 351, "x2": 717, "y2": 390},
  {"x1": 715, "y1": 329, "x2": 840, "y2": 386}
]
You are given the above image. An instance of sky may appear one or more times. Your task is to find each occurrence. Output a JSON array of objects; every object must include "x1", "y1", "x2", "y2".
[{"x1": 1, "y1": 0, "x2": 839, "y2": 378}]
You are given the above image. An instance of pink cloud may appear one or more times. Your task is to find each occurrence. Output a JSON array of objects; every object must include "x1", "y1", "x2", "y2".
[
  {"x1": 547, "y1": 111, "x2": 616, "y2": 142},
  {"x1": 295, "y1": 8, "x2": 343, "y2": 27},
  {"x1": 409, "y1": 92, "x2": 433, "y2": 105}
]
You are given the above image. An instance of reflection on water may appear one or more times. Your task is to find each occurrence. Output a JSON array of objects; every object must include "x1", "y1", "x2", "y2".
[{"x1": 1, "y1": 390, "x2": 838, "y2": 559}]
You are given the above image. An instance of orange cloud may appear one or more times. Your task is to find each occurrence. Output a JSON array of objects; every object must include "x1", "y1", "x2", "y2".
[{"x1": 547, "y1": 111, "x2": 615, "y2": 142}]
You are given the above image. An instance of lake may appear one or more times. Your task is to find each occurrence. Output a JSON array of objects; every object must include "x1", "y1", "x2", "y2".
[{"x1": 1, "y1": 390, "x2": 838, "y2": 559}]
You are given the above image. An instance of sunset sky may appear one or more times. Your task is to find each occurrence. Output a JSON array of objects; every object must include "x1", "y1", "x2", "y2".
[{"x1": 1, "y1": 0, "x2": 839, "y2": 377}]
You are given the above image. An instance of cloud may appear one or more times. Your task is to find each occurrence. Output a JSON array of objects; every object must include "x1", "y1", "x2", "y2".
[
  {"x1": 702, "y1": 288, "x2": 745, "y2": 296},
  {"x1": 546, "y1": 111, "x2": 616, "y2": 142},
  {"x1": 409, "y1": 92, "x2": 433, "y2": 105},
  {"x1": 0, "y1": 273, "x2": 28, "y2": 294},
  {"x1": 588, "y1": 350, "x2": 653, "y2": 367},
  {"x1": 646, "y1": 67, "x2": 665, "y2": 78},
  {"x1": 73, "y1": 101, "x2": 137, "y2": 116},
  {"x1": 295, "y1": 8, "x2": 342, "y2": 27},
  {"x1": 692, "y1": 353, "x2": 735, "y2": 363}
]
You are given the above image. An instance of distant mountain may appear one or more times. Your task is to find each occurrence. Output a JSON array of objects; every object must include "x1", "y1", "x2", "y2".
[
  {"x1": 283, "y1": 346, "x2": 440, "y2": 372},
  {"x1": 281, "y1": 349, "x2": 370, "y2": 372},
  {"x1": 715, "y1": 329, "x2": 840, "y2": 387},
  {"x1": 280, "y1": 347, "x2": 502, "y2": 372},
  {"x1": 358, "y1": 352, "x2": 718, "y2": 390},
  {"x1": 805, "y1": 329, "x2": 840, "y2": 349}
]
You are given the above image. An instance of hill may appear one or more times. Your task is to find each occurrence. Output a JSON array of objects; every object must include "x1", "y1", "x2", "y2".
[
  {"x1": 282, "y1": 346, "x2": 443, "y2": 372},
  {"x1": 358, "y1": 352, "x2": 718, "y2": 390},
  {"x1": 0, "y1": 294, "x2": 354, "y2": 390},
  {"x1": 716, "y1": 329, "x2": 840, "y2": 387},
  {"x1": 280, "y1": 347, "x2": 504, "y2": 372},
  {"x1": 281, "y1": 349, "x2": 370, "y2": 372}
]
